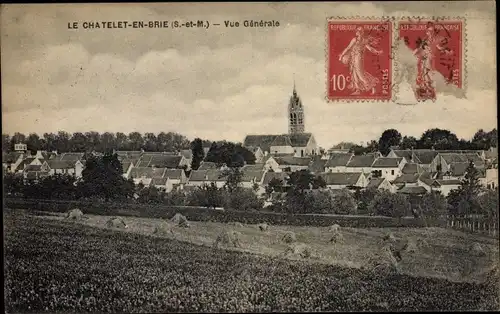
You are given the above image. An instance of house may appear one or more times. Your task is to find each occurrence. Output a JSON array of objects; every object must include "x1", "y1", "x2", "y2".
[
  {"x1": 129, "y1": 167, "x2": 171, "y2": 186},
  {"x1": 241, "y1": 163, "x2": 266, "y2": 172},
  {"x1": 47, "y1": 160, "x2": 85, "y2": 178},
  {"x1": 122, "y1": 161, "x2": 135, "y2": 179},
  {"x1": 22, "y1": 162, "x2": 51, "y2": 181},
  {"x1": 264, "y1": 157, "x2": 282, "y2": 172},
  {"x1": 396, "y1": 185, "x2": 428, "y2": 195},
  {"x1": 430, "y1": 152, "x2": 485, "y2": 173},
  {"x1": 308, "y1": 156, "x2": 328, "y2": 174},
  {"x1": 247, "y1": 147, "x2": 265, "y2": 163},
  {"x1": 437, "y1": 149, "x2": 486, "y2": 159},
  {"x1": 3, "y1": 152, "x2": 26, "y2": 173},
  {"x1": 272, "y1": 156, "x2": 311, "y2": 172},
  {"x1": 392, "y1": 173, "x2": 421, "y2": 189},
  {"x1": 135, "y1": 153, "x2": 186, "y2": 169},
  {"x1": 485, "y1": 146, "x2": 498, "y2": 162},
  {"x1": 262, "y1": 172, "x2": 291, "y2": 192},
  {"x1": 388, "y1": 149, "x2": 438, "y2": 171},
  {"x1": 366, "y1": 177, "x2": 395, "y2": 192},
  {"x1": 179, "y1": 149, "x2": 193, "y2": 171},
  {"x1": 345, "y1": 155, "x2": 377, "y2": 175},
  {"x1": 371, "y1": 157, "x2": 407, "y2": 181},
  {"x1": 417, "y1": 171, "x2": 436, "y2": 192},
  {"x1": 401, "y1": 162, "x2": 425, "y2": 175},
  {"x1": 319, "y1": 172, "x2": 368, "y2": 190},
  {"x1": 241, "y1": 170, "x2": 267, "y2": 194},
  {"x1": 186, "y1": 169, "x2": 226, "y2": 188},
  {"x1": 56, "y1": 153, "x2": 85, "y2": 162},
  {"x1": 485, "y1": 167, "x2": 498, "y2": 190},
  {"x1": 243, "y1": 133, "x2": 318, "y2": 157},
  {"x1": 430, "y1": 179, "x2": 462, "y2": 196},
  {"x1": 12, "y1": 157, "x2": 41, "y2": 173},
  {"x1": 151, "y1": 169, "x2": 187, "y2": 192},
  {"x1": 14, "y1": 143, "x2": 28, "y2": 152},
  {"x1": 198, "y1": 161, "x2": 219, "y2": 170},
  {"x1": 325, "y1": 153, "x2": 353, "y2": 173}
]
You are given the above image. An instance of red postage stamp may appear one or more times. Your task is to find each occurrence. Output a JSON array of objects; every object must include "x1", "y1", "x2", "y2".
[
  {"x1": 399, "y1": 19, "x2": 463, "y2": 101},
  {"x1": 326, "y1": 19, "x2": 393, "y2": 101}
]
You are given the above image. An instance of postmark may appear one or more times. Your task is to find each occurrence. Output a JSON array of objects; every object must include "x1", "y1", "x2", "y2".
[
  {"x1": 326, "y1": 18, "x2": 393, "y2": 102},
  {"x1": 398, "y1": 18, "x2": 464, "y2": 102}
]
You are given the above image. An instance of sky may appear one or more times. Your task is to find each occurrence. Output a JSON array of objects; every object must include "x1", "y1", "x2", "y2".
[{"x1": 1, "y1": 1, "x2": 497, "y2": 149}]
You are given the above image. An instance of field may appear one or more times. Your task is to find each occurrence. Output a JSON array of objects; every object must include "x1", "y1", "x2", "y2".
[{"x1": 4, "y1": 209, "x2": 500, "y2": 312}]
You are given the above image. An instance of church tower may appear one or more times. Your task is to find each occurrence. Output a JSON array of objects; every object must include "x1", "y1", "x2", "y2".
[{"x1": 288, "y1": 80, "x2": 305, "y2": 134}]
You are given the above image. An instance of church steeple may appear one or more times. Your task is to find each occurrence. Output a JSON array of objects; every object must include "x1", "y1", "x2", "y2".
[{"x1": 288, "y1": 79, "x2": 305, "y2": 134}]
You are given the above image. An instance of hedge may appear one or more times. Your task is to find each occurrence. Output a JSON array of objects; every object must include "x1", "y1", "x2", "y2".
[{"x1": 4, "y1": 198, "x2": 446, "y2": 228}]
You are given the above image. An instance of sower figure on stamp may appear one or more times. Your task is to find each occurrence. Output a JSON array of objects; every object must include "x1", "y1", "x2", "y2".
[
  {"x1": 413, "y1": 24, "x2": 454, "y2": 100},
  {"x1": 338, "y1": 26, "x2": 383, "y2": 95}
]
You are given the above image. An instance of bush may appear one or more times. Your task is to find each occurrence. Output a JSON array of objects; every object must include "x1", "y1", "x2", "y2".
[
  {"x1": 331, "y1": 189, "x2": 357, "y2": 215},
  {"x1": 368, "y1": 191, "x2": 408, "y2": 218},
  {"x1": 224, "y1": 188, "x2": 264, "y2": 211}
]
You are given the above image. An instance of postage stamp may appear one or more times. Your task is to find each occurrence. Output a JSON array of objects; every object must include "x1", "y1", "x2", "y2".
[
  {"x1": 326, "y1": 18, "x2": 393, "y2": 102},
  {"x1": 398, "y1": 18, "x2": 464, "y2": 102}
]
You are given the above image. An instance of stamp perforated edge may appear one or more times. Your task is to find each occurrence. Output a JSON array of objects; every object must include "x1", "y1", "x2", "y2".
[
  {"x1": 324, "y1": 16, "x2": 398, "y2": 103},
  {"x1": 396, "y1": 16, "x2": 467, "y2": 103}
]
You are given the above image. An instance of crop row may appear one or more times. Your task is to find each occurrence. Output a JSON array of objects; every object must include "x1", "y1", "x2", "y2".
[
  {"x1": 4, "y1": 213, "x2": 498, "y2": 312},
  {"x1": 4, "y1": 198, "x2": 444, "y2": 228}
]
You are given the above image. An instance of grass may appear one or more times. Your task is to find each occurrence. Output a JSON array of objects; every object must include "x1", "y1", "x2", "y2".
[
  {"x1": 4, "y1": 211, "x2": 499, "y2": 312},
  {"x1": 21, "y1": 208, "x2": 500, "y2": 284}
]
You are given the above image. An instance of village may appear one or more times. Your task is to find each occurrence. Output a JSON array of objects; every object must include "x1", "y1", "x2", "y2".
[{"x1": 2, "y1": 86, "x2": 498, "y2": 202}]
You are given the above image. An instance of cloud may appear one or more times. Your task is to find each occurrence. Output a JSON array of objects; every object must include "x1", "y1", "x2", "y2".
[{"x1": 1, "y1": 2, "x2": 497, "y2": 150}]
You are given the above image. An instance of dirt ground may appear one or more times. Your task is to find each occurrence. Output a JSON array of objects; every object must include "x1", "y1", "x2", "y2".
[{"x1": 30, "y1": 210, "x2": 499, "y2": 284}]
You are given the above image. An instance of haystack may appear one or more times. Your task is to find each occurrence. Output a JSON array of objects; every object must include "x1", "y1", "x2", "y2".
[
  {"x1": 66, "y1": 208, "x2": 84, "y2": 220},
  {"x1": 170, "y1": 213, "x2": 190, "y2": 228},
  {"x1": 214, "y1": 230, "x2": 242, "y2": 249},
  {"x1": 106, "y1": 217, "x2": 127, "y2": 229},
  {"x1": 330, "y1": 231, "x2": 344, "y2": 244},
  {"x1": 405, "y1": 238, "x2": 418, "y2": 253},
  {"x1": 283, "y1": 243, "x2": 313, "y2": 259},
  {"x1": 258, "y1": 223, "x2": 269, "y2": 232},
  {"x1": 382, "y1": 232, "x2": 396, "y2": 243},
  {"x1": 153, "y1": 223, "x2": 174, "y2": 236},
  {"x1": 281, "y1": 231, "x2": 296, "y2": 244},
  {"x1": 229, "y1": 222, "x2": 244, "y2": 228},
  {"x1": 329, "y1": 224, "x2": 341, "y2": 232},
  {"x1": 365, "y1": 244, "x2": 399, "y2": 274},
  {"x1": 470, "y1": 242, "x2": 486, "y2": 257}
]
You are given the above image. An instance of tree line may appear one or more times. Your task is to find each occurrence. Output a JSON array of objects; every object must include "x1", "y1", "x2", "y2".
[
  {"x1": 2, "y1": 131, "x2": 214, "y2": 154},
  {"x1": 334, "y1": 128, "x2": 498, "y2": 156}
]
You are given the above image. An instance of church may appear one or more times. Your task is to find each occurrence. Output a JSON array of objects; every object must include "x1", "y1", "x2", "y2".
[{"x1": 243, "y1": 83, "x2": 319, "y2": 159}]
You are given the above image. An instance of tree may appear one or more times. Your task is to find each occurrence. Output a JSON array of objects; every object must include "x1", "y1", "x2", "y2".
[
  {"x1": 42, "y1": 133, "x2": 57, "y2": 152},
  {"x1": 143, "y1": 133, "x2": 157, "y2": 152},
  {"x1": 378, "y1": 129, "x2": 402, "y2": 156},
  {"x1": 220, "y1": 167, "x2": 243, "y2": 193},
  {"x1": 446, "y1": 161, "x2": 484, "y2": 216},
  {"x1": 115, "y1": 132, "x2": 129, "y2": 150},
  {"x1": 85, "y1": 131, "x2": 101, "y2": 152},
  {"x1": 287, "y1": 170, "x2": 318, "y2": 193},
  {"x1": 80, "y1": 153, "x2": 134, "y2": 201},
  {"x1": 2, "y1": 134, "x2": 10, "y2": 152},
  {"x1": 10, "y1": 132, "x2": 26, "y2": 150},
  {"x1": 190, "y1": 138, "x2": 205, "y2": 170},
  {"x1": 418, "y1": 128, "x2": 459, "y2": 150},
  {"x1": 368, "y1": 190, "x2": 408, "y2": 218},
  {"x1": 24, "y1": 133, "x2": 41, "y2": 153},
  {"x1": 366, "y1": 140, "x2": 379, "y2": 153},
  {"x1": 265, "y1": 177, "x2": 284, "y2": 196},
  {"x1": 477, "y1": 189, "x2": 499, "y2": 218},
  {"x1": 70, "y1": 132, "x2": 88, "y2": 152},
  {"x1": 128, "y1": 132, "x2": 144, "y2": 151},
  {"x1": 100, "y1": 132, "x2": 116, "y2": 154},
  {"x1": 331, "y1": 189, "x2": 357, "y2": 215},
  {"x1": 400, "y1": 136, "x2": 418, "y2": 150},
  {"x1": 55, "y1": 131, "x2": 71, "y2": 153},
  {"x1": 471, "y1": 128, "x2": 497, "y2": 150},
  {"x1": 205, "y1": 141, "x2": 255, "y2": 167},
  {"x1": 354, "y1": 188, "x2": 381, "y2": 215},
  {"x1": 349, "y1": 144, "x2": 367, "y2": 156},
  {"x1": 418, "y1": 191, "x2": 447, "y2": 218}
]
